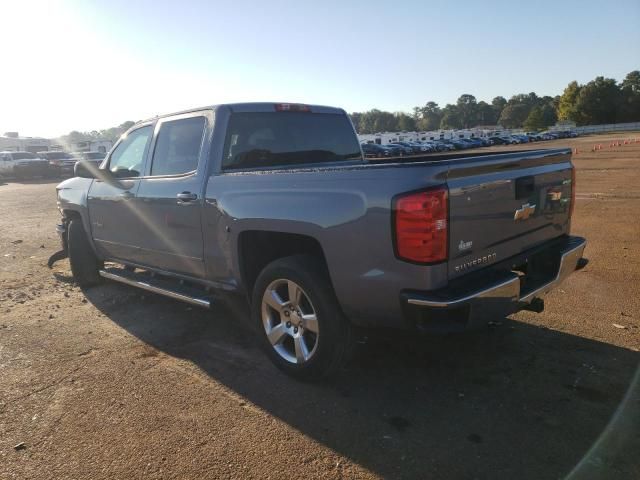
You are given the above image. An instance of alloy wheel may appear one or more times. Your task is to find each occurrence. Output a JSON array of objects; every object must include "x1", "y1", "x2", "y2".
[{"x1": 261, "y1": 279, "x2": 319, "y2": 364}]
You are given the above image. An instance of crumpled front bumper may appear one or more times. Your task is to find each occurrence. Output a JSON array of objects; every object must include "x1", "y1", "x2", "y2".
[
  {"x1": 56, "y1": 221, "x2": 68, "y2": 252},
  {"x1": 403, "y1": 236, "x2": 587, "y2": 332}
]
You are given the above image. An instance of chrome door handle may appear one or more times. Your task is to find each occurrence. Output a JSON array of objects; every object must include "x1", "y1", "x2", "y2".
[{"x1": 177, "y1": 192, "x2": 198, "y2": 203}]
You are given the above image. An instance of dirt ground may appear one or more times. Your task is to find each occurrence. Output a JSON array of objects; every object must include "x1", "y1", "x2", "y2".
[{"x1": 1, "y1": 132, "x2": 639, "y2": 479}]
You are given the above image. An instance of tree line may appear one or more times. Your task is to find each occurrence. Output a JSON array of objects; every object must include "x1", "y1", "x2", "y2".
[
  {"x1": 55, "y1": 70, "x2": 639, "y2": 140},
  {"x1": 56, "y1": 120, "x2": 136, "y2": 146},
  {"x1": 350, "y1": 70, "x2": 640, "y2": 134}
]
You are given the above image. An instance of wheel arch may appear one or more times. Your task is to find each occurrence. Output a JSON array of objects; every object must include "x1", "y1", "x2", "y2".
[{"x1": 237, "y1": 230, "x2": 333, "y2": 301}]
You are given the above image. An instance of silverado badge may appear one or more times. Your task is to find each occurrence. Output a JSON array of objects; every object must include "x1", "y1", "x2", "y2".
[{"x1": 458, "y1": 239, "x2": 473, "y2": 251}]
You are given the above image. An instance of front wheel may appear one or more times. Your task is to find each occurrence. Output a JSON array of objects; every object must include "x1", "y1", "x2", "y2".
[
  {"x1": 67, "y1": 218, "x2": 102, "y2": 287},
  {"x1": 252, "y1": 255, "x2": 352, "y2": 380}
]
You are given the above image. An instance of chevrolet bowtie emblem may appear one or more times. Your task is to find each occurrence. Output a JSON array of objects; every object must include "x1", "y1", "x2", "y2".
[{"x1": 514, "y1": 203, "x2": 536, "y2": 221}]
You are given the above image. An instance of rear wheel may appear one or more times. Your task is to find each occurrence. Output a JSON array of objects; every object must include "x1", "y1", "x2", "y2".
[
  {"x1": 67, "y1": 218, "x2": 102, "y2": 287},
  {"x1": 252, "y1": 255, "x2": 352, "y2": 380}
]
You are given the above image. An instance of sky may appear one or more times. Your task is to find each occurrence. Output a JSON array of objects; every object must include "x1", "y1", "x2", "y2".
[{"x1": 1, "y1": 0, "x2": 638, "y2": 138}]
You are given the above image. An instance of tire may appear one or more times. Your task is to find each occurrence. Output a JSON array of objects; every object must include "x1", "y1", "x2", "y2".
[
  {"x1": 67, "y1": 218, "x2": 102, "y2": 287},
  {"x1": 252, "y1": 255, "x2": 352, "y2": 380}
]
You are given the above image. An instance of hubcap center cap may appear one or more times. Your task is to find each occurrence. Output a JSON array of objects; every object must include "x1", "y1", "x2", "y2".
[{"x1": 290, "y1": 310, "x2": 302, "y2": 327}]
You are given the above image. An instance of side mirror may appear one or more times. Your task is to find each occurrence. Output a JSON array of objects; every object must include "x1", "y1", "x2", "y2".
[
  {"x1": 74, "y1": 160, "x2": 97, "y2": 178},
  {"x1": 74, "y1": 160, "x2": 130, "y2": 189}
]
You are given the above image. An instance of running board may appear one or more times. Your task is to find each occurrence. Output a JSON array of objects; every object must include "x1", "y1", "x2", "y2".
[{"x1": 99, "y1": 269, "x2": 212, "y2": 308}]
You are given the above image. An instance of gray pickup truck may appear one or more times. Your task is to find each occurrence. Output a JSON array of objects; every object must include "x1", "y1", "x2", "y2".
[{"x1": 55, "y1": 102, "x2": 587, "y2": 379}]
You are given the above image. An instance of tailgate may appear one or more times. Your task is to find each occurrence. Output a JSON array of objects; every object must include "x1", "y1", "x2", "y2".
[{"x1": 447, "y1": 149, "x2": 573, "y2": 279}]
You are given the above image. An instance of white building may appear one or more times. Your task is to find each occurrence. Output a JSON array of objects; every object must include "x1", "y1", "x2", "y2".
[
  {"x1": 70, "y1": 139, "x2": 113, "y2": 153},
  {"x1": 0, "y1": 132, "x2": 51, "y2": 153},
  {"x1": 358, "y1": 126, "x2": 516, "y2": 145}
]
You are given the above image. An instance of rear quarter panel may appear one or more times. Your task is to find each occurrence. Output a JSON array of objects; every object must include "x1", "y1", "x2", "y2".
[{"x1": 204, "y1": 163, "x2": 450, "y2": 327}]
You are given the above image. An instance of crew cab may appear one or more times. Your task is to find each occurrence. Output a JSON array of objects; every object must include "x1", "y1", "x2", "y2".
[{"x1": 55, "y1": 102, "x2": 587, "y2": 379}]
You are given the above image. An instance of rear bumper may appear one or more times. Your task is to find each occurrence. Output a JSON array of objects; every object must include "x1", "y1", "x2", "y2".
[{"x1": 402, "y1": 236, "x2": 587, "y2": 332}]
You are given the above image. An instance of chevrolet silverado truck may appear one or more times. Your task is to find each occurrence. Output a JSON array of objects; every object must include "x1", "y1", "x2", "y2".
[{"x1": 55, "y1": 102, "x2": 587, "y2": 379}]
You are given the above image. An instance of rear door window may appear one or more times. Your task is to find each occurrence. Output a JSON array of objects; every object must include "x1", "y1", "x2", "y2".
[
  {"x1": 150, "y1": 116, "x2": 205, "y2": 176},
  {"x1": 222, "y1": 112, "x2": 362, "y2": 170}
]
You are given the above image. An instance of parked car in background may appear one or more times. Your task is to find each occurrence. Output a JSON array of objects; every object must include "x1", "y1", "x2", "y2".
[
  {"x1": 393, "y1": 142, "x2": 423, "y2": 155},
  {"x1": 424, "y1": 141, "x2": 446, "y2": 152},
  {"x1": 39, "y1": 151, "x2": 76, "y2": 176},
  {"x1": 387, "y1": 143, "x2": 414, "y2": 156},
  {"x1": 428, "y1": 141, "x2": 449, "y2": 152},
  {"x1": 465, "y1": 138, "x2": 486, "y2": 148},
  {"x1": 553, "y1": 131, "x2": 575, "y2": 139},
  {"x1": 489, "y1": 136, "x2": 509, "y2": 145},
  {"x1": 0, "y1": 151, "x2": 49, "y2": 178},
  {"x1": 525, "y1": 132, "x2": 542, "y2": 142},
  {"x1": 449, "y1": 139, "x2": 470, "y2": 149},
  {"x1": 361, "y1": 143, "x2": 391, "y2": 158},
  {"x1": 458, "y1": 138, "x2": 481, "y2": 149},
  {"x1": 437, "y1": 140, "x2": 458, "y2": 151},
  {"x1": 409, "y1": 141, "x2": 433, "y2": 153},
  {"x1": 71, "y1": 151, "x2": 107, "y2": 165},
  {"x1": 509, "y1": 135, "x2": 527, "y2": 144},
  {"x1": 382, "y1": 144, "x2": 402, "y2": 156}
]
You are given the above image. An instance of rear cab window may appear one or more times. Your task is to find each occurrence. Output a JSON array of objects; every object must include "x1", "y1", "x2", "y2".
[{"x1": 222, "y1": 111, "x2": 362, "y2": 170}]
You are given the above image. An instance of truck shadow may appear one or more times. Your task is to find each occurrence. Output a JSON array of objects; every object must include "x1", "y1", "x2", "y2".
[{"x1": 83, "y1": 283, "x2": 639, "y2": 479}]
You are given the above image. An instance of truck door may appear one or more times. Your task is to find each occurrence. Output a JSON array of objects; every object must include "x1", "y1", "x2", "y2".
[
  {"x1": 87, "y1": 124, "x2": 153, "y2": 263},
  {"x1": 133, "y1": 112, "x2": 209, "y2": 277}
]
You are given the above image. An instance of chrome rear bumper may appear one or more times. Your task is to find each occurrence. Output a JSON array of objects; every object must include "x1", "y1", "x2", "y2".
[{"x1": 404, "y1": 236, "x2": 587, "y2": 331}]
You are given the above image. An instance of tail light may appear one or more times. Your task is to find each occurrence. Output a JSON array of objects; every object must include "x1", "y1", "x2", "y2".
[
  {"x1": 275, "y1": 103, "x2": 311, "y2": 112},
  {"x1": 569, "y1": 166, "x2": 576, "y2": 219},
  {"x1": 393, "y1": 187, "x2": 448, "y2": 263}
]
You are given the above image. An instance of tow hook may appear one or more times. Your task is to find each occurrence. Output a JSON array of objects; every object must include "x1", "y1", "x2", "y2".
[
  {"x1": 575, "y1": 257, "x2": 589, "y2": 271},
  {"x1": 523, "y1": 297, "x2": 545, "y2": 313}
]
